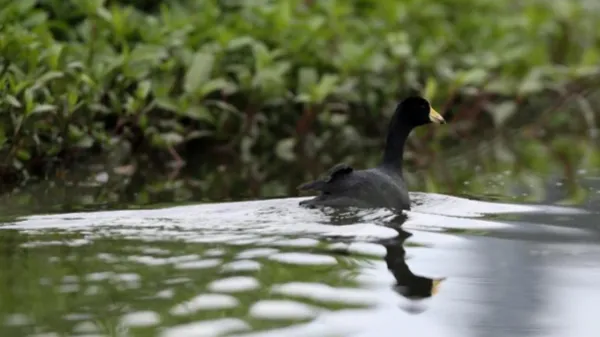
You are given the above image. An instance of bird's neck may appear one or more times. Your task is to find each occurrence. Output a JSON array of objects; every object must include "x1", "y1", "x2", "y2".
[{"x1": 381, "y1": 120, "x2": 413, "y2": 171}]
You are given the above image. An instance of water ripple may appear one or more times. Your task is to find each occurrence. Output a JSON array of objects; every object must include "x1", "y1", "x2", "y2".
[{"x1": 0, "y1": 192, "x2": 597, "y2": 337}]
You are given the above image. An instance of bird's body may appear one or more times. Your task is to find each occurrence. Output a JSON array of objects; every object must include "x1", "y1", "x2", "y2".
[
  {"x1": 298, "y1": 164, "x2": 410, "y2": 211},
  {"x1": 297, "y1": 96, "x2": 445, "y2": 213}
]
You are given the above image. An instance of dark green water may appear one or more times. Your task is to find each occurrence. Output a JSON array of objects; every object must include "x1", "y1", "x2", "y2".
[{"x1": 1, "y1": 132, "x2": 600, "y2": 337}]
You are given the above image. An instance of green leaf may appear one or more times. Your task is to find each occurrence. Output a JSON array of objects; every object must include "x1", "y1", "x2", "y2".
[
  {"x1": 295, "y1": 93, "x2": 311, "y2": 103},
  {"x1": 490, "y1": 101, "x2": 517, "y2": 128},
  {"x1": 160, "y1": 132, "x2": 185, "y2": 146},
  {"x1": 423, "y1": 77, "x2": 438, "y2": 101},
  {"x1": 76, "y1": 136, "x2": 94, "y2": 148},
  {"x1": 199, "y1": 78, "x2": 237, "y2": 98},
  {"x1": 16, "y1": 149, "x2": 31, "y2": 161},
  {"x1": 184, "y1": 105, "x2": 214, "y2": 123},
  {"x1": 186, "y1": 130, "x2": 214, "y2": 141},
  {"x1": 66, "y1": 91, "x2": 79, "y2": 111},
  {"x1": 206, "y1": 100, "x2": 241, "y2": 116},
  {"x1": 32, "y1": 104, "x2": 57, "y2": 114},
  {"x1": 4, "y1": 95, "x2": 21, "y2": 108},
  {"x1": 313, "y1": 74, "x2": 340, "y2": 103},
  {"x1": 456, "y1": 68, "x2": 488, "y2": 87},
  {"x1": 68, "y1": 125, "x2": 85, "y2": 139},
  {"x1": 155, "y1": 97, "x2": 180, "y2": 112},
  {"x1": 275, "y1": 138, "x2": 296, "y2": 162},
  {"x1": 78, "y1": 74, "x2": 96, "y2": 87},
  {"x1": 136, "y1": 80, "x2": 152, "y2": 99},
  {"x1": 581, "y1": 49, "x2": 600, "y2": 66},
  {"x1": 227, "y1": 36, "x2": 255, "y2": 50},
  {"x1": 34, "y1": 71, "x2": 64, "y2": 89},
  {"x1": 97, "y1": 6, "x2": 112, "y2": 22},
  {"x1": 46, "y1": 44, "x2": 65, "y2": 70},
  {"x1": 23, "y1": 89, "x2": 34, "y2": 114},
  {"x1": 184, "y1": 51, "x2": 215, "y2": 94},
  {"x1": 297, "y1": 67, "x2": 318, "y2": 95},
  {"x1": 518, "y1": 71, "x2": 544, "y2": 95}
]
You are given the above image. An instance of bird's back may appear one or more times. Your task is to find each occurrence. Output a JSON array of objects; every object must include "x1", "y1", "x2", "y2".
[
  {"x1": 356, "y1": 167, "x2": 410, "y2": 210},
  {"x1": 299, "y1": 165, "x2": 410, "y2": 211}
]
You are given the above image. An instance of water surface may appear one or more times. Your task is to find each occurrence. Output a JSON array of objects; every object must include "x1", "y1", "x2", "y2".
[{"x1": 1, "y1": 189, "x2": 599, "y2": 337}]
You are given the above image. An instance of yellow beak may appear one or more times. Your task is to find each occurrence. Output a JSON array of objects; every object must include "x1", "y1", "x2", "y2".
[
  {"x1": 429, "y1": 107, "x2": 446, "y2": 124},
  {"x1": 431, "y1": 278, "x2": 446, "y2": 295}
]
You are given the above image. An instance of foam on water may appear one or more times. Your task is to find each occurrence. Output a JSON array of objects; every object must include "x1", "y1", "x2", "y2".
[
  {"x1": 268, "y1": 252, "x2": 338, "y2": 266},
  {"x1": 59, "y1": 284, "x2": 79, "y2": 293},
  {"x1": 207, "y1": 276, "x2": 260, "y2": 293},
  {"x1": 64, "y1": 313, "x2": 91, "y2": 321},
  {"x1": 204, "y1": 248, "x2": 226, "y2": 256},
  {"x1": 2, "y1": 194, "x2": 591, "y2": 246},
  {"x1": 237, "y1": 248, "x2": 280, "y2": 259},
  {"x1": 29, "y1": 333, "x2": 61, "y2": 337},
  {"x1": 120, "y1": 311, "x2": 161, "y2": 327},
  {"x1": 221, "y1": 260, "x2": 262, "y2": 272},
  {"x1": 345, "y1": 260, "x2": 397, "y2": 287},
  {"x1": 270, "y1": 282, "x2": 391, "y2": 307},
  {"x1": 174, "y1": 259, "x2": 222, "y2": 270},
  {"x1": 160, "y1": 318, "x2": 250, "y2": 337},
  {"x1": 4, "y1": 314, "x2": 30, "y2": 326},
  {"x1": 248, "y1": 300, "x2": 322, "y2": 320},
  {"x1": 155, "y1": 289, "x2": 175, "y2": 299},
  {"x1": 72, "y1": 321, "x2": 99, "y2": 333},
  {"x1": 271, "y1": 238, "x2": 320, "y2": 247},
  {"x1": 409, "y1": 192, "x2": 587, "y2": 216},
  {"x1": 346, "y1": 242, "x2": 388, "y2": 257},
  {"x1": 170, "y1": 294, "x2": 240, "y2": 315}
]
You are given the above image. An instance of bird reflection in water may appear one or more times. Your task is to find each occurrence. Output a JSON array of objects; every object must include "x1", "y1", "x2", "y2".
[
  {"x1": 382, "y1": 214, "x2": 446, "y2": 313},
  {"x1": 321, "y1": 208, "x2": 446, "y2": 314}
]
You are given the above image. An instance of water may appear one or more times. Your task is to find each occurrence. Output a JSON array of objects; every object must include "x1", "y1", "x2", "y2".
[
  {"x1": 1, "y1": 188, "x2": 599, "y2": 337},
  {"x1": 2, "y1": 122, "x2": 600, "y2": 336}
]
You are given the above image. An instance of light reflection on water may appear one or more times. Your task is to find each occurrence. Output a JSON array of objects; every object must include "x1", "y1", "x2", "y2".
[{"x1": 0, "y1": 193, "x2": 599, "y2": 337}]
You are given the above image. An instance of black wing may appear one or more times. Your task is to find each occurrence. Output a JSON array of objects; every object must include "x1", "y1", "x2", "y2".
[{"x1": 297, "y1": 163, "x2": 354, "y2": 192}]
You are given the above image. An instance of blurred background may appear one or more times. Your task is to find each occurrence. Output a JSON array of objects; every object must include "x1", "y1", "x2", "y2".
[{"x1": 1, "y1": 0, "x2": 600, "y2": 216}]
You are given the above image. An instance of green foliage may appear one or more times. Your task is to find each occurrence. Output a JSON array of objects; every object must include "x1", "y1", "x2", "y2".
[{"x1": 1, "y1": 0, "x2": 599, "y2": 194}]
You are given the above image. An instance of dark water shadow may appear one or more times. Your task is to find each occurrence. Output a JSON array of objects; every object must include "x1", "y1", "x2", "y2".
[
  {"x1": 310, "y1": 208, "x2": 445, "y2": 313},
  {"x1": 381, "y1": 214, "x2": 444, "y2": 303}
]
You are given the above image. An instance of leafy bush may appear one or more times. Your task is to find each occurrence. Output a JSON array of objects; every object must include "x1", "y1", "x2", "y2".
[{"x1": 1, "y1": 0, "x2": 599, "y2": 197}]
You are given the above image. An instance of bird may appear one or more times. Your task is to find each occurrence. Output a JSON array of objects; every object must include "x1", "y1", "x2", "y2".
[{"x1": 297, "y1": 96, "x2": 445, "y2": 213}]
